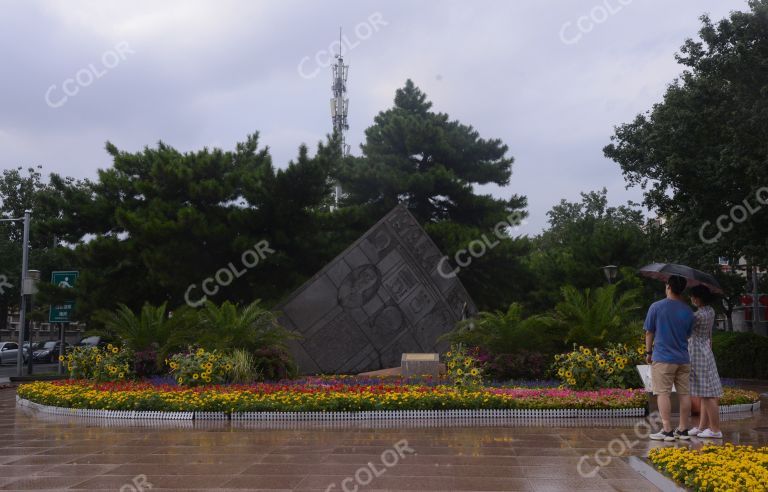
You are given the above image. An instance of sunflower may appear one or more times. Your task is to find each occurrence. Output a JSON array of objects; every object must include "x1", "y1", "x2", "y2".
[
  {"x1": 456, "y1": 368, "x2": 464, "y2": 376},
  {"x1": 111, "y1": 347, "x2": 118, "y2": 353},
  {"x1": 470, "y1": 368, "x2": 479, "y2": 376},
  {"x1": 193, "y1": 373, "x2": 200, "y2": 380}
]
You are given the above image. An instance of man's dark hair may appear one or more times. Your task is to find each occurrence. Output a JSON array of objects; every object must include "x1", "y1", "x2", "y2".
[
  {"x1": 667, "y1": 275, "x2": 687, "y2": 295},
  {"x1": 689, "y1": 285, "x2": 713, "y2": 305}
]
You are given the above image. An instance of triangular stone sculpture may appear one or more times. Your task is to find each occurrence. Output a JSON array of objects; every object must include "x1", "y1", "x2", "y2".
[{"x1": 277, "y1": 204, "x2": 478, "y2": 374}]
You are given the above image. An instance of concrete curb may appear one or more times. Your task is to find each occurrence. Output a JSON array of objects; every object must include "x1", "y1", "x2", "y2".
[{"x1": 627, "y1": 456, "x2": 686, "y2": 492}]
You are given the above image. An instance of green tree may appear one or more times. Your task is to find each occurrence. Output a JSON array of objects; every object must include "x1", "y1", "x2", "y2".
[
  {"x1": 604, "y1": 1, "x2": 768, "y2": 267},
  {"x1": 0, "y1": 166, "x2": 70, "y2": 330},
  {"x1": 526, "y1": 189, "x2": 652, "y2": 311},
  {"x1": 42, "y1": 134, "x2": 338, "y2": 317},
  {"x1": 336, "y1": 80, "x2": 531, "y2": 310},
  {"x1": 339, "y1": 79, "x2": 525, "y2": 228}
]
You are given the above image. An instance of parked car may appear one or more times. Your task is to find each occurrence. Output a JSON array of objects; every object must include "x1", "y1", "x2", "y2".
[
  {"x1": 75, "y1": 336, "x2": 114, "y2": 348},
  {"x1": 32, "y1": 341, "x2": 71, "y2": 363},
  {"x1": 0, "y1": 341, "x2": 28, "y2": 365}
]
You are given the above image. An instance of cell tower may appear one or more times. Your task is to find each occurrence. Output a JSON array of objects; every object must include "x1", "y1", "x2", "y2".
[{"x1": 331, "y1": 27, "x2": 349, "y2": 207}]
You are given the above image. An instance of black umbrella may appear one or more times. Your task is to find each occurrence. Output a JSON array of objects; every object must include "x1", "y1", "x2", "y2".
[{"x1": 638, "y1": 263, "x2": 724, "y2": 294}]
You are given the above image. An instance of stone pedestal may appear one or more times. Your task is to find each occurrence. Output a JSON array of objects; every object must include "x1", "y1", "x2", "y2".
[{"x1": 401, "y1": 353, "x2": 440, "y2": 378}]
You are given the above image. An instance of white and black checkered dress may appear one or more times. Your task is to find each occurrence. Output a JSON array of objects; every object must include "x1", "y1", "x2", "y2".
[{"x1": 689, "y1": 306, "x2": 723, "y2": 397}]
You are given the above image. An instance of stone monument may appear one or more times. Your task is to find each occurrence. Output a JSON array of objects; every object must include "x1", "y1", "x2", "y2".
[{"x1": 277, "y1": 204, "x2": 477, "y2": 374}]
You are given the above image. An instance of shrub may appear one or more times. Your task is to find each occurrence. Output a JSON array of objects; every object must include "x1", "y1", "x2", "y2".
[
  {"x1": 443, "y1": 303, "x2": 562, "y2": 356},
  {"x1": 551, "y1": 342, "x2": 644, "y2": 390},
  {"x1": 711, "y1": 331, "x2": 768, "y2": 379},
  {"x1": 252, "y1": 347, "x2": 298, "y2": 381},
  {"x1": 544, "y1": 284, "x2": 643, "y2": 348},
  {"x1": 479, "y1": 350, "x2": 548, "y2": 381},
  {"x1": 64, "y1": 344, "x2": 135, "y2": 382},
  {"x1": 167, "y1": 348, "x2": 231, "y2": 386},
  {"x1": 133, "y1": 348, "x2": 160, "y2": 378},
  {"x1": 443, "y1": 344, "x2": 483, "y2": 388}
]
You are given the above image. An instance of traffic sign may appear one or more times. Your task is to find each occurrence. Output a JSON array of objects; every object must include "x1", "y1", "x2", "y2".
[{"x1": 49, "y1": 271, "x2": 79, "y2": 323}]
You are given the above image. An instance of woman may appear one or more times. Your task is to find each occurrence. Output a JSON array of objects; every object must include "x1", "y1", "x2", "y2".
[{"x1": 687, "y1": 285, "x2": 723, "y2": 439}]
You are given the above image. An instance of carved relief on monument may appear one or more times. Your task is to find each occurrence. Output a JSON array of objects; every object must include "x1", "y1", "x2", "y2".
[{"x1": 276, "y1": 204, "x2": 477, "y2": 374}]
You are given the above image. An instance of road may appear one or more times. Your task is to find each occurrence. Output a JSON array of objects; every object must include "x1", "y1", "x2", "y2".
[{"x1": 0, "y1": 362, "x2": 59, "y2": 377}]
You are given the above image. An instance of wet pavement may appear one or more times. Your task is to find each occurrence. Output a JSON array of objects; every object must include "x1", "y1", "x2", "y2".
[{"x1": 2, "y1": 386, "x2": 767, "y2": 491}]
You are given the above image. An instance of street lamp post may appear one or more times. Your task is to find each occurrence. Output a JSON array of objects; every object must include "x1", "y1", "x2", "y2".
[
  {"x1": 24, "y1": 270, "x2": 40, "y2": 375},
  {"x1": 602, "y1": 265, "x2": 619, "y2": 284},
  {"x1": 0, "y1": 210, "x2": 31, "y2": 377},
  {"x1": 16, "y1": 211, "x2": 31, "y2": 376}
]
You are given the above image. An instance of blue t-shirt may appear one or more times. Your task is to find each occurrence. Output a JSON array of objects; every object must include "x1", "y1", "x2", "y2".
[{"x1": 644, "y1": 298, "x2": 694, "y2": 364}]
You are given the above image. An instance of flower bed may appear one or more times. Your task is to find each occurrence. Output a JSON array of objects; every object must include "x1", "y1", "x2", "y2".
[
  {"x1": 649, "y1": 444, "x2": 768, "y2": 491},
  {"x1": 17, "y1": 380, "x2": 647, "y2": 413},
  {"x1": 718, "y1": 387, "x2": 760, "y2": 406}
]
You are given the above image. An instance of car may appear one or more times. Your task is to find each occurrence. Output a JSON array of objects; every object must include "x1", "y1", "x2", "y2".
[
  {"x1": 75, "y1": 336, "x2": 113, "y2": 348},
  {"x1": 32, "y1": 341, "x2": 71, "y2": 363},
  {"x1": 0, "y1": 341, "x2": 28, "y2": 365}
]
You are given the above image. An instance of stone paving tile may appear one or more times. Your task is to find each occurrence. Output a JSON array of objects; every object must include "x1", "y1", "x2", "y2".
[
  {"x1": 3, "y1": 387, "x2": 767, "y2": 491},
  {"x1": 528, "y1": 478, "x2": 615, "y2": 491},
  {"x1": 0, "y1": 476, "x2": 89, "y2": 490}
]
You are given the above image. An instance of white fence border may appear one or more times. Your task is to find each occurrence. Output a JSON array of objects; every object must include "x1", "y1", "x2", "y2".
[{"x1": 15, "y1": 396, "x2": 759, "y2": 423}]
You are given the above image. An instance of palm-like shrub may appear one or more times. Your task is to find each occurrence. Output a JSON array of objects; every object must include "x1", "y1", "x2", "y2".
[
  {"x1": 93, "y1": 302, "x2": 184, "y2": 372},
  {"x1": 546, "y1": 284, "x2": 642, "y2": 348},
  {"x1": 444, "y1": 303, "x2": 560, "y2": 355},
  {"x1": 190, "y1": 300, "x2": 296, "y2": 353}
]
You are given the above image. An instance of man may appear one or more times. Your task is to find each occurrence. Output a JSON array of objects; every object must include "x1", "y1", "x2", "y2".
[{"x1": 644, "y1": 275, "x2": 694, "y2": 441}]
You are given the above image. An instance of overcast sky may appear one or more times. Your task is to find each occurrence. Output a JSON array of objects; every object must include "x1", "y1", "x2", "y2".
[{"x1": 0, "y1": 0, "x2": 744, "y2": 233}]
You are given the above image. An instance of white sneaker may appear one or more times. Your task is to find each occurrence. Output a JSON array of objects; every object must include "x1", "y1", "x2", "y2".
[
  {"x1": 688, "y1": 427, "x2": 701, "y2": 436},
  {"x1": 697, "y1": 429, "x2": 723, "y2": 439},
  {"x1": 649, "y1": 429, "x2": 676, "y2": 441}
]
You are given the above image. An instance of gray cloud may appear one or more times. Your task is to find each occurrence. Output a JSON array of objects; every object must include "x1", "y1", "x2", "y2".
[{"x1": 0, "y1": 0, "x2": 742, "y2": 232}]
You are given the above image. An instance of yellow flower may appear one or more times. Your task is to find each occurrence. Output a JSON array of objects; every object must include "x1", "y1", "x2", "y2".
[
  {"x1": 111, "y1": 347, "x2": 118, "y2": 353},
  {"x1": 565, "y1": 370, "x2": 573, "y2": 378},
  {"x1": 464, "y1": 358, "x2": 472, "y2": 367},
  {"x1": 456, "y1": 368, "x2": 464, "y2": 376},
  {"x1": 470, "y1": 368, "x2": 479, "y2": 376},
  {"x1": 567, "y1": 378, "x2": 576, "y2": 385},
  {"x1": 177, "y1": 377, "x2": 183, "y2": 384},
  {"x1": 107, "y1": 344, "x2": 113, "y2": 350},
  {"x1": 196, "y1": 348, "x2": 205, "y2": 356},
  {"x1": 557, "y1": 368, "x2": 565, "y2": 376},
  {"x1": 193, "y1": 374, "x2": 199, "y2": 380},
  {"x1": 58, "y1": 355, "x2": 65, "y2": 362}
]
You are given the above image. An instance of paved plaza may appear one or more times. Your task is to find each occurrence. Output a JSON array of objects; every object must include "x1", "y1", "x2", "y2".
[{"x1": 1, "y1": 386, "x2": 767, "y2": 491}]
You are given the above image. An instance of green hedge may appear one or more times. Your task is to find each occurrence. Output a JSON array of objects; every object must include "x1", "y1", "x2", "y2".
[{"x1": 712, "y1": 331, "x2": 768, "y2": 379}]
